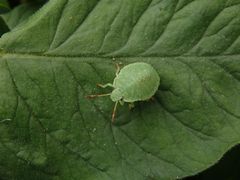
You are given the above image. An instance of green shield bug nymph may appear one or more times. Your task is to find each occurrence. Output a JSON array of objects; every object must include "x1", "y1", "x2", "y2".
[{"x1": 87, "y1": 62, "x2": 160, "y2": 122}]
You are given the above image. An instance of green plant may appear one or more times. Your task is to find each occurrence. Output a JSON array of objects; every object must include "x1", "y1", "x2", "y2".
[{"x1": 0, "y1": 0, "x2": 240, "y2": 180}]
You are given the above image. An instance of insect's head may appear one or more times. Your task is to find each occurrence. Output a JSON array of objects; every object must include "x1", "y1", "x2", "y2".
[{"x1": 110, "y1": 89, "x2": 122, "y2": 102}]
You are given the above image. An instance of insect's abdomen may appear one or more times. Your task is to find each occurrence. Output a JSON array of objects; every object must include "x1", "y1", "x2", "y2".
[{"x1": 113, "y1": 63, "x2": 160, "y2": 102}]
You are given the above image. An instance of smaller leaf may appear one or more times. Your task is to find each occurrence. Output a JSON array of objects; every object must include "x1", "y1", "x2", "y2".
[
  {"x1": 1, "y1": 3, "x2": 41, "y2": 30},
  {"x1": 0, "y1": 0, "x2": 9, "y2": 14}
]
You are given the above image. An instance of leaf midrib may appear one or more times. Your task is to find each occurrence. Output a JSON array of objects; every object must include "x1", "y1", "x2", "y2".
[{"x1": 1, "y1": 52, "x2": 240, "y2": 60}]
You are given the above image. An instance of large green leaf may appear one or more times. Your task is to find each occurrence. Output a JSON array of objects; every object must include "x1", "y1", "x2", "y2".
[{"x1": 0, "y1": 0, "x2": 240, "y2": 179}]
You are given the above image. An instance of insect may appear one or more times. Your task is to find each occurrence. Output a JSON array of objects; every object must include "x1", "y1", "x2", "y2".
[{"x1": 86, "y1": 62, "x2": 160, "y2": 122}]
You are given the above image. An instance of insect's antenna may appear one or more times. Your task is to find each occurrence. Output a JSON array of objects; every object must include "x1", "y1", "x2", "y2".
[
  {"x1": 112, "y1": 101, "x2": 119, "y2": 123},
  {"x1": 86, "y1": 93, "x2": 111, "y2": 99}
]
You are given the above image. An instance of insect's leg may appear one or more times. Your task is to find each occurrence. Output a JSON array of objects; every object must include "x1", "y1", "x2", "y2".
[
  {"x1": 86, "y1": 93, "x2": 111, "y2": 99},
  {"x1": 128, "y1": 103, "x2": 135, "y2": 110},
  {"x1": 97, "y1": 83, "x2": 114, "y2": 88},
  {"x1": 112, "y1": 101, "x2": 119, "y2": 123},
  {"x1": 115, "y1": 63, "x2": 121, "y2": 76}
]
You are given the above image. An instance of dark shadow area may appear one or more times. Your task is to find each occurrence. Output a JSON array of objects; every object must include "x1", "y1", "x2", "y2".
[
  {"x1": 0, "y1": 17, "x2": 9, "y2": 36},
  {"x1": 8, "y1": 0, "x2": 21, "y2": 8},
  {"x1": 7, "y1": 0, "x2": 48, "y2": 8}
]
